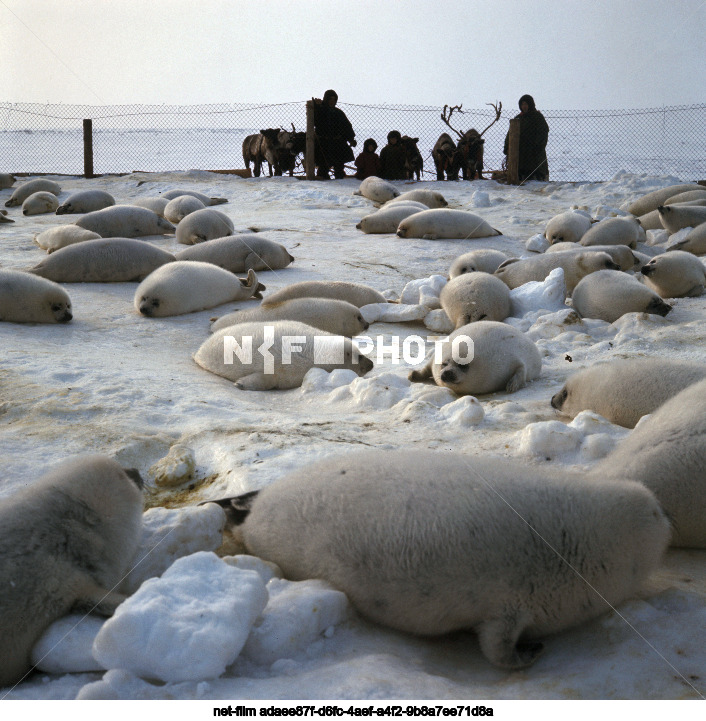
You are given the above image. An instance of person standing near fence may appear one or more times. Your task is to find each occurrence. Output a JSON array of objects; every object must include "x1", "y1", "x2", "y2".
[
  {"x1": 379, "y1": 130, "x2": 407, "y2": 180},
  {"x1": 313, "y1": 89, "x2": 357, "y2": 179},
  {"x1": 503, "y1": 94, "x2": 549, "y2": 182}
]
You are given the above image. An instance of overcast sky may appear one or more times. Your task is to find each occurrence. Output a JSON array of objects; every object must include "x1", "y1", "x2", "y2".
[{"x1": 1, "y1": 0, "x2": 705, "y2": 110}]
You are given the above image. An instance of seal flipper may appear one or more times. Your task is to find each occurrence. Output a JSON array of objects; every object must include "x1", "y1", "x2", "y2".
[
  {"x1": 505, "y1": 363, "x2": 528, "y2": 393},
  {"x1": 477, "y1": 614, "x2": 543, "y2": 669},
  {"x1": 408, "y1": 360, "x2": 433, "y2": 384}
]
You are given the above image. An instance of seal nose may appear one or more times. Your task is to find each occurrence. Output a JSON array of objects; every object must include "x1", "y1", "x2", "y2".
[
  {"x1": 550, "y1": 393, "x2": 560, "y2": 409},
  {"x1": 139, "y1": 304, "x2": 153, "y2": 317},
  {"x1": 60, "y1": 312, "x2": 72, "y2": 323},
  {"x1": 641, "y1": 264, "x2": 654, "y2": 276},
  {"x1": 440, "y1": 369, "x2": 456, "y2": 383}
]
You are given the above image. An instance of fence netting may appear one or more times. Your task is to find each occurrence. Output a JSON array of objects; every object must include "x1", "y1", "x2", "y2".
[{"x1": 1, "y1": 100, "x2": 704, "y2": 182}]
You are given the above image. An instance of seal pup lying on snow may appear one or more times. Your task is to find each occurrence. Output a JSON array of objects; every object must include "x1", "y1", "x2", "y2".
[
  {"x1": 0, "y1": 456, "x2": 143, "y2": 687},
  {"x1": 213, "y1": 449, "x2": 669, "y2": 669}
]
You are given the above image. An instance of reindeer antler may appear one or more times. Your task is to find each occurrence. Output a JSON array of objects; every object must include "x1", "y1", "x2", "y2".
[
  {"x1": 440, "y1": 104, "x2": 464, "y2": 140},
  {"x1": 478, "y1": 101, "x2": 502, "y2": 138}
]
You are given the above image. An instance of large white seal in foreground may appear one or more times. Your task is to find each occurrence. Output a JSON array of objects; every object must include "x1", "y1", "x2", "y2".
[
  {"x1": 224, "y1": 449, "x2": 669, "y2": 669},
  {"x1": 0, "y1": 455, "x2": 143, "y2": 687},
  {"x1": 135, "y1": 262, "x2": 263, "y2": 317},
  {"x1": 195, "y1": 320, "x2": 373, "y2": 390},
  {"x1": 409, "y1": 320, "x2": 541, "y2": 395},
  {"x1": 397, "y1": 209, "x2": 500, "y2": 240},
  {"x1": 0, "y1": 270, "x2": 72, "y2": 323},
  {"x1": 593, "y1": 378, "x2": 706, "y2": 548},
  {"x1": 551, "y1": 357, "x2": 706, "y2": 428}
]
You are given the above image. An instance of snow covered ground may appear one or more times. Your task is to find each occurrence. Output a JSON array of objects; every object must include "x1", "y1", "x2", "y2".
[{"x1": 0, "y1": 169, "x2": 705, "y2": 703}]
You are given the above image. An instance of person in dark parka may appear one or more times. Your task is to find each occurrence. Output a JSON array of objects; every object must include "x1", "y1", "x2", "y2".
[
  {"x1": 503, "y1": 94, "x2": 549, "y2": 182},
  {"x1": 379, "y1": 130, "x2": 407, "y2": 181},
  {"x1": 354, "y1": 138, "x2": 382, "y2": 180},
  {"x1": 313, "y1": 89, "x2": 356, "y2": 179}
]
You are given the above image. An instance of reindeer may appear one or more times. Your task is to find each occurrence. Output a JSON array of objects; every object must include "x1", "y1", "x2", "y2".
[
  {"x1": 432, "y1": 133, "x2": 460, "y2": 181},
  {"x1": 400, "y1": 135, "x2": 423, "y2": 181},
  {"x1": 242, "y1": 128, "x2": 284, "y2": 177},
  {"x1": 276, "y1": 125, "x2": 307, "y2": 177},
  {"x1": 438, "y1": 102, "x2": 502, "y2": 181}
]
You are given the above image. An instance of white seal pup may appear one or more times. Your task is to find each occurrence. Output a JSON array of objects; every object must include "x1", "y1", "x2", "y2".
[
  {"x1": 409, "y1": 320, "x2": 541, "y2": 395},
  {"x1": 663, "y1": 189, "x2": 706, "y2": 205},
  {"x1": 55, "y1": 190, "x2": 115, "y2": 214},
  {"x1": 626, "y1": 183, "x2": 704, "y2": 217},
  {"x1": 134, "y1": 262, "x2": 263, "y2": 317},
  {"x1": 210, "y1": 297, "x2": 369, "y2": 337},
  {"x1": 579, "y1": 216, "x2": 643, "y2": 248},
  {"x1": 21, "y1": 191, "x2": 59, "y2": 216},
  {"x1": 637, "y1": 199, "x2": 706, "y2": 231},
  {"x1": 545, "y1": 242, "x2": 637, "y2": 271},
  {"x1": 262, "y1": 280, "x2": 387, "y2": 308},
  {"x1": 131, "y1": 197, "x2": 169, "y2": 217},
  {"x1": 640, "y1": 250, "x2": 706, "y2": 297},
  {"x1": 440, "y1": 272, "x2": 511, "y2": 328},
  {"x1": 571, "y1": 270, "x2": 672, "y2": 322},
  {"x1": 0, "y1": 270, "x2": 72, "y2": 323},
  {"x1": 384, "y1": 189, "x2": 447, "y2": 208},
  {"x1": 353, "y1": 176, "x2": 400, "y2": 204},
  {"x1": 592, "y1": 378, "x2": 706, "y2": 548},
  {"x1": 175, "y1": 234, "x2": 294, "y2": 272},
  {"x1": 397, "y1": 209, "x2": 500, "y2": 240},
  {"x1": 194, "y1": 320, "x2": 373, "y2": 390},
  {"x1": 163, "y1": 194, "x2": 206, "y2": 224},
  {"x1": 226, "y1": 449, "x2": 668, "y2": 669},
  {"x1": 33, "y1": 225, "x2": 102, "y2": 253},
  {"x1": 494, "y1": 251, "x2": 619, "y2": 294},
  {"x1": 668, "y1": 221, "x2": 706, "y2": 255},
  {"x1": 356, "y1": 204, "x2": 427, "y2": 234},
  {"x1": 0, "y1": 173, "x2": 15, "y2": 189},
  {"x1": 27, "y1": 238, "x2": 176, "y2": 283},
  {"x1": 161, "y1": 188, "x2": 228, "y2": 205},
  {"x1": 658, "y1": 204, "x2": 706, "y2": 234},
  {"x1": 175, "y1": 207, "x2": 234, "y2": 245},
  {"x1": 448, "y1": 249, "x2": 509, "y2": 278},
  {"x1": 551, "y1": 358, "x2": 706, "y2": 428},
  {"x1": 76, "y1": 205, "x2": 175, "y2": 238},
  {"x1": 0, "y1": 455, "x2": 143, "y2": 687},
  {"x1": 544, "y1": 210, "x2": 592, "y2": 244},
  {"x1": 5, "y1": 179, "x2": 61, "y2": 207}
]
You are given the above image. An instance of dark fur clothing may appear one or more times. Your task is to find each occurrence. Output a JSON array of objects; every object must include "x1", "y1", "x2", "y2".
[
  {"x1": 380, "y1": 141, "x2": 407, "y2": 180},
  {"x1": 314, "y1": 98, "x2": 356, "y2": 168},
  {"x1": 504, "y1": 95, "x2": 549, "y2": 182},
  {"x1": 355, "y1": 148, "x2": 382, "y2": 180}
]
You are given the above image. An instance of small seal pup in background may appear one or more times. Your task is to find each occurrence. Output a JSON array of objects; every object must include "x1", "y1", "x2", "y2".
[
  {"x1": 592, "y1": 378, "x2": 706, "y2": 548},
  {"x1": 217, "y1": 449, "x2": 669, "y2": 669},
  {"x1": 0, "y1": 269, "x2": 73, "y2": 324},
  {"x1": 262, "y1": 280, "x2": 387, "y2": 308},
  {"x1": 551, "y1": 357, "x2": 706, "y2": 428},
  {"x1": 409, "y1": 320, "x2": 541, "y2": 395},
  {"x1": 0, "y1": 455, "x2": 144, "y2": 687},
  {"x1": 448, "y1": 249, "x2": 510, "y2": 278}
]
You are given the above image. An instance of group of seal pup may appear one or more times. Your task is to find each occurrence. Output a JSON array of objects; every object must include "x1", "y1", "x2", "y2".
[{"x1": 2, "y1": 176, "x2": 706, "y2": 686}]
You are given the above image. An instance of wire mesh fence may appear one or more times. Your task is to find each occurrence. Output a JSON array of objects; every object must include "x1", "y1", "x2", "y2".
[{"x1": 0, "y1": 100, "x2": 704, "y2": 182}]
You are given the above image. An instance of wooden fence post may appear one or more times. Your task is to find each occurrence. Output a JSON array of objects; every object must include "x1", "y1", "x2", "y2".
[
  {"x1": 83, "y1": 119, "x2": 94, "y2": 178},
  {"x1": 505, "y1": 118, "x2": 520, "y2": 185},
  {"x1": 305, "y1": 101, "x2": 316, "y2": 180}
]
